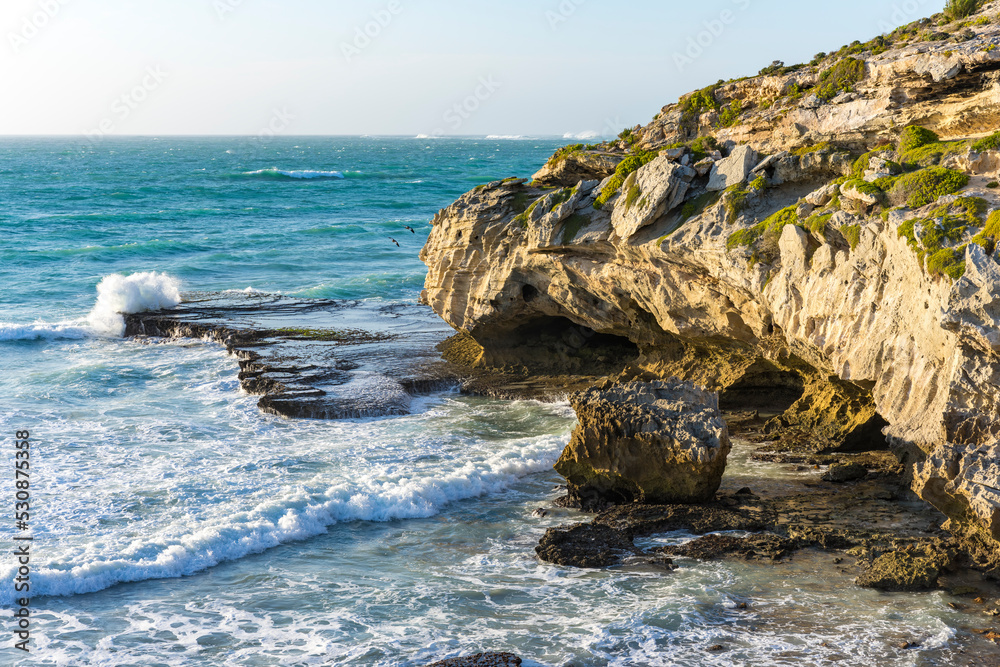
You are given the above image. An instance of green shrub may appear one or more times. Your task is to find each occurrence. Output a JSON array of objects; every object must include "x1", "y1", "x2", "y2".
[
  {"x1": 805, "y1": 211, "x2": 834, "y2": 234},
  {"x1": 898, "y1": 126, "x2": 940, "y2": 152},
  {"x1": 898, "y1": 197, "x2": 985, "y2": 274},
  {"x1": 593, "y1": 152, "x2": 659, "y2": 209},
  {"x1": 726, "y1": 204, "x2": 799, "y2": 252},
  {"x1": 681, "y1": 87, "x2": 720, "y2": 122},
  {"x1": 689, "y1": 135, "x2": 719, "y2": 161},
  {"x1": 723, "y1": 175, "x2": 767, "y2": 224},
  {"x1": 552, "y1": 144, "x2": 585, "y2": 162},
  {"x1": 944, "y1": 0, "x2": 982, "y2": 21},
  {"x1": 679, "y1": 191, "x2": 721, "y2": 222},
  {"x1": 850, "y1": 145, "x2": 894, "y2": 178},
  {"x1": 841, "y1": 224, "x2": 862, "y2": 249},
  {"x1": 717, "y1": 100, "x2": 744, "y2": 128},
  {"x1": 815, "y1": 58, "x2": 865, "y2": 101},
  {"x1": 972, "y1": 131, "x2": 1000, "y2": 152},
  {"x1": 793, "y1": 142, "x2": 833, "y2": 156},
  {"x1": 889, "y1": 167, "x2": 969, "y2": 207},
  {"x1": 843, "y1": 177, "x2": 886, "y2": 199},
  {"x1": 972, "y1": 209, "x2": 1000, "y2": 252},
  {"x1": 897, "y1": 136, "x2": 968, "y2": 168},
  {"x1": 926, "y1": 247, "x2": 967, "y2": 279}
]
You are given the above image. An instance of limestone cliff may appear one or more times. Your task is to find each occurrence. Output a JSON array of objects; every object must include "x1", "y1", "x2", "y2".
[{"x1": 421, "y1": 3, "x2": 1000, "y2": 567}]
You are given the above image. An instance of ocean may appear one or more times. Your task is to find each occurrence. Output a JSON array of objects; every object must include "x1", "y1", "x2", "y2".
[{"x1": 0, "y1": 137, "x2": 986, "y2": 666}]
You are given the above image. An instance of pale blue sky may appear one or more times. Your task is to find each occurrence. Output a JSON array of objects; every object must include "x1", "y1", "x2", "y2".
[{"x1": 1, "y1": 0, "x2": 944, "y2": 136}]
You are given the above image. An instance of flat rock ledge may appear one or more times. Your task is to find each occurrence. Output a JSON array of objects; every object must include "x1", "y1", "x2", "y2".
[
  {"x1": 123, "y1": 293, "x2": 460, "y2": 420},
  {"x1": 555, "y1": 380, "x2": 731, "y2": 509}
]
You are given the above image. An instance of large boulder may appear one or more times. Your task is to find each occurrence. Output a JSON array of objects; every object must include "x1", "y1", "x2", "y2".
[
  {"x1": 707, "y1": 144, "x2": 757, "y2": 191},
  {"x1": 610, "y1": 155, "x2": 692, "y2": 239},
  {"x1": 531, "y1": 150, "x2": 622, "y2": 187},
  {"x1": 555, "y1": 380, "x2": 731, "y2": 508}
]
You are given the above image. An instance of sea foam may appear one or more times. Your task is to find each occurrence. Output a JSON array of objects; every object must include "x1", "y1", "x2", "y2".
[
  {"x1": 0, "y1": 435, "x2": 565, "y2": 604},
  {"x1": 0, "y1": 322, "x2": 91, "y2": 341},
  {"x1": 86, "y1": 272, "x2": 182, "y2": 336}
]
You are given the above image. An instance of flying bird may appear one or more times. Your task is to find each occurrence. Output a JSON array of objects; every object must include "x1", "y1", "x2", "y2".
[
  {"x1": 390, "y1": 238, "x2": 400, "y2": 247},
  {"x1": 404, "y1": 225, "x2": 416, "y2": 234}
]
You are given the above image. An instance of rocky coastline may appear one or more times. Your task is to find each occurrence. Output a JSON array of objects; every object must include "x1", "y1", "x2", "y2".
[{"x1": 419, "y1": 2, "x2": 1000, "y2": 594}]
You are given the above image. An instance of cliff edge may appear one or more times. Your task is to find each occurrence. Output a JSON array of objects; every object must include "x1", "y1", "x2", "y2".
[{"x1": 421, "y1": 2, "x2": 1000, "y2": 571}]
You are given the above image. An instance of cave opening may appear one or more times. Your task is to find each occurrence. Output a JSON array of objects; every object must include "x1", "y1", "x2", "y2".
[
  {"x1": 494, "y1": 316, "x2": 640, "y2": 374},
  {"x1": 719, "y1": 369, "x2": 805, "y2": 416}
]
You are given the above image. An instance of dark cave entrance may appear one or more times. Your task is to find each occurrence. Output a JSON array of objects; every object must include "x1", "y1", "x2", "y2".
[
  {"x1": 719, "y1": 369, "x2": 806, "y2": 416},
  {"x1": 495, "y1": 316, "x2": 640, "y2": 374}
]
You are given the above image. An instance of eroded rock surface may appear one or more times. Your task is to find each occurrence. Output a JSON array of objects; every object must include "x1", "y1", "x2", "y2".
[
  {"x1": 125, "y1": 293, "x2": 459, "y2": 419},
  {"x1": 554, "y1": 380, "x2": 730, "y2": 508},
  {"x1": 421, "y1": 2, "x2": 1000, "y2": 563}
]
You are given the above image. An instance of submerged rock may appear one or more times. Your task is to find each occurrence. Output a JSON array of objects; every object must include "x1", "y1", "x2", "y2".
[
  {"x1": 658, "y1": 533, "x2": 799, "y2": 561},
  {"x1": 554, "y1": 380, "x2": 730, "y2": 509},
  {"x1": 822, "y1": 463, "x2": 869, "y2": 483},
  {"x1": 534, "y1": 523, "x2": 640, "y2": 568},
  {"x1": 593, "y1": 500, "x2": 770, "y2": 536},
  {"x1": 426, "y1": 653, "x2": 522, "y2": 667},
  {"x1": 855, "y1": 551, "x2": 941, "y2": 592}
]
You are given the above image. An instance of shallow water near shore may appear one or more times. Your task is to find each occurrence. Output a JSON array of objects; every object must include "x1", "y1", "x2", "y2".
[{"x1": 3, "y1": 137, "x2": 1000, "y2": 665}]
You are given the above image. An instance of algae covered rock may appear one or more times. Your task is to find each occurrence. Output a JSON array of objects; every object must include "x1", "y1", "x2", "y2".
[
  {"x1": 534, "y1": 522, "x2": 639, "y2": 567},
  {"x1": 426, "y1": 653, "x2": 522, "y2": 667},
  {"x1": 855, "y1": 551, "x2": 941, "y2": 591},
  {"x1": 555, "y1": 380, "x2": 730, "y2": 508},
  {"x1": 823, "y1": 463, "x2": 869, "y2": 483}
]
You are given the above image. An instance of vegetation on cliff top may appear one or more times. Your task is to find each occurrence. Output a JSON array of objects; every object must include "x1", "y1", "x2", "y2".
[
  {"x1": 594, "y1": 151, "x2": 659, "y2": 209},
  {"x1": 815, "y1": 57, "x2": 866, "y2": 101},
  {"x1": 945, "y1": 0, "x2": 984, "y2": 21}
]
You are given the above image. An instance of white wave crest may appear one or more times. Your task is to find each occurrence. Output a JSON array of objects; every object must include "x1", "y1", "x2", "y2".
[
  {"x1": 0, "y1": 322, "x2": 91, "y2": 341},
  {"x1": 86, "y1": 272, "x2": 182, "y2": 336},
  {"x1": 563, "y1": 131, "x2": 600, "y2": 140},
  {"x1": 243, "y1": 168, "x2": 344, "y2": 179},
  {"x1": 0, "y1": 435, "x2": 564, "y2": 604},
  {"x1": 486, "y1": 135, "x2": 527, "y2": 140}
]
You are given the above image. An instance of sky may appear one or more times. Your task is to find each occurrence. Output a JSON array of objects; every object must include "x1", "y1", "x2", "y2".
[{"x1": 0, "y1": 0, "x2": 946, "y2": 137}]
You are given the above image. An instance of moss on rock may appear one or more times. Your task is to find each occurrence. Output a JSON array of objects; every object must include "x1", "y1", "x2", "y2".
[
  {"x1": 855, "y1": 551, "x2": 941, "y2": 591},
  {"x1": 889, "y1": 167, "x2": 969, "y2": 207}
]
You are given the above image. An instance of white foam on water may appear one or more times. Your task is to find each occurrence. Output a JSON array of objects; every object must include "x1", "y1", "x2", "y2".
[
  {"x1": 0, "y1": 432, "x2": 566, "y2": 605},
  {"x1": 0, "y1": 321, "x2": 91, "y2": 341},
  {"x1": 242, "y1": 168, "x2": 344, "y2": 179},
  {"x1": 86, "y1": 271, "x2": 182, "y2": 336}
]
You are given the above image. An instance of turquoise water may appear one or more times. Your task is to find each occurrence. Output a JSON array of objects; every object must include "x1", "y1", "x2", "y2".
[{"x1": 0, "y1": 137, "x2": 992, "y2": 666}]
